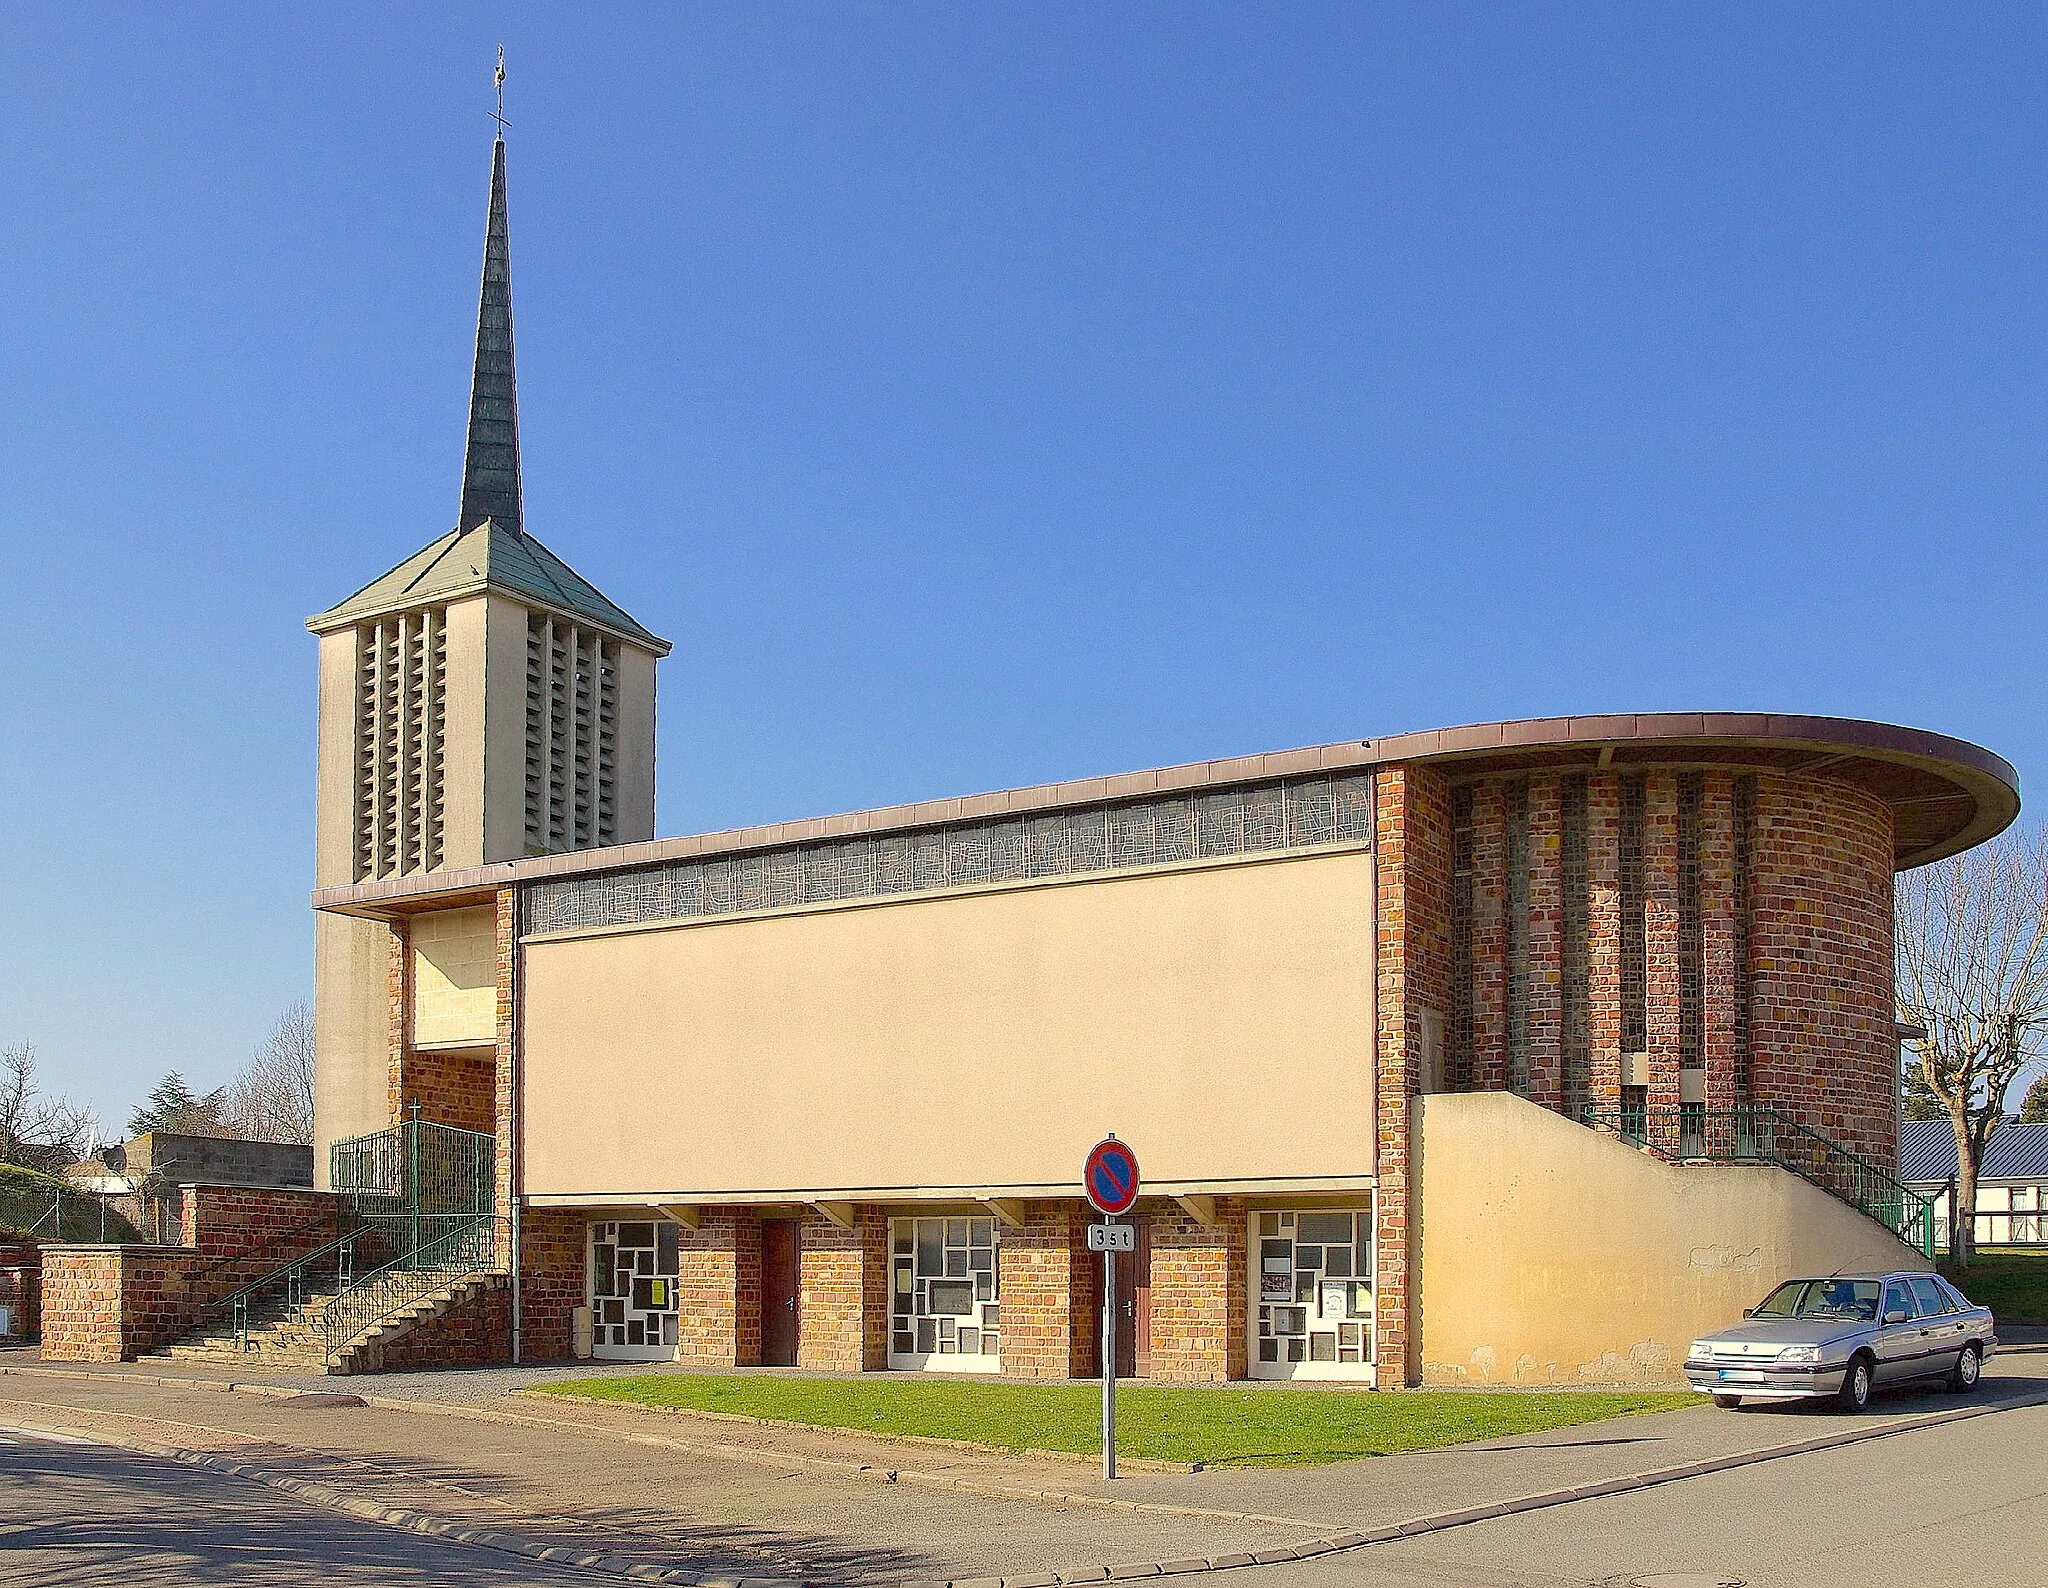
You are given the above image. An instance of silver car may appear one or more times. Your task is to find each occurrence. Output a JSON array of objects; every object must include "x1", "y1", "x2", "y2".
[{"x1": 1685, "y1": 1271, "x2": 1996, "y2": 1412}]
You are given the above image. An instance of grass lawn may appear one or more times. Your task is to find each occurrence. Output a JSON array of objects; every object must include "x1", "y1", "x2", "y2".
[
  {"x1": 1942, "y1": 1251, "x2": 2048, "y2": 1324},
  {"x1": 532, "y1": 1374, "x2": 1694, "y2": 1468}
]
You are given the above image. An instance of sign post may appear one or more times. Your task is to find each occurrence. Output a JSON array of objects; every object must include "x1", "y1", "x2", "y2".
[{"x1": 1082, "y1": 1134, "x2": 1141, "y2": 1481}]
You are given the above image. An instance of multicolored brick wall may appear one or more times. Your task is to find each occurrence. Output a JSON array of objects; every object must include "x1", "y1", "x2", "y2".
[
  {"x1": 41, "y1": 1247, "x2": 196, "y2": 1361},
  {"x1": 997, "y1": 1202, "x2": 1095, "y2": 1378},
  {"x1": 368, "y1": 1282, "x2": 511, "y2": 1372},
  {"x1": 1145, "y1": 1199, "x2": 1246, "y2": 1383},
  {"x1": 796, "y1": 1210, "x2": 889, "y2": 1371},
  {"x1": 517, "y1": 1206, "x2": 586, "y2": 1361},
  {"x1": 1748, "y1": 776, "x2": 1897, "y2": 1163}
]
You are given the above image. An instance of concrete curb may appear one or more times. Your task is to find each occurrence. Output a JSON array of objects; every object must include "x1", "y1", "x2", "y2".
[{"x1": 6, "y1": 1372, "x2": 2043, "y2": 1587}]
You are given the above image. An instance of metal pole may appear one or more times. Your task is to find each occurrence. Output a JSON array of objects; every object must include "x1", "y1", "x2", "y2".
[{"x1": 1101, "y1": 1214, "x2": 1117, "y2": 1481}]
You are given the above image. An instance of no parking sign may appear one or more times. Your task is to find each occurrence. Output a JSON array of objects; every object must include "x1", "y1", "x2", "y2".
[{"x1": 1083, "y1": 1135, "x2": 1140, "y2": 1216}]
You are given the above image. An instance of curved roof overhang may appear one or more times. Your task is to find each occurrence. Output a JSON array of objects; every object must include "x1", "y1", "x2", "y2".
[
  {"x1": 313, "y1": 710, "x2": 2017, "y2": 918},
  {"x1": 1366, "y1": 713, "x2": 2017, "y2": 870}
]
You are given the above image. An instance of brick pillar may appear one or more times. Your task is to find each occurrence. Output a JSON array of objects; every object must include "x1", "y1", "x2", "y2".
[
  {"x1": 797, "y1": 1209, "x2": 888, "y2": 1371},
  {"x1": 1526, "y1": 777, "x2": 1564, "y2": 1109},
  {"x1": 1000, "y1": 1203, "x2": 1094, "y2": 1378},
  {"x1": 1644, "y1": 773, "x2": 1683, "y2": 1115},
  {"x1": 515, "y1": 1207, "x2": 585, "y2": 1361},
  {"x1": 494, "y1": 887, "x2": 517, "y2": 1268},
  {"x1": 1470, "y1": 781, "x2": 1507, "y2": 1091},
  {"x1": 1146, "y1": 1199, "x2": 1245, "y2": 1383},
  {"x1": 1587, "y1": 774, "x2": 1623, "y2": 1110},
  {"x1": 386, "y1": 916, "x2": 412, "y2": 1129},
  {"x1": 1375, "y1": 765, "x2": 1452, "y2": 1389},
  {"x1": 670, "y1": 1211, "x2": 761, "y2": 1366},
  {"x1": 1700, "y1": 773, "x2": 1741, "y2": 1111}
]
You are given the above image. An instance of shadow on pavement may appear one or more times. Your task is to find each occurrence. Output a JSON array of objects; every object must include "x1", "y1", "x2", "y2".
[{"x1": 0, "y1": 1439, "x2": 952, "y2": 1587}]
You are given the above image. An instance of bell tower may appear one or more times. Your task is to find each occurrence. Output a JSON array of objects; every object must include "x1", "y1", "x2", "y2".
[{"x1": 307, "y1": 126, "x2": 669, "y2": 1171}]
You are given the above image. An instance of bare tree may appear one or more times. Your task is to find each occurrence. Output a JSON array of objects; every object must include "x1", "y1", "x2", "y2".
[
  {"x1": 1895, "y1": 828, "x2": 2048, "y2": 1269},
  {"x1": 223, "y1": 1001, "x2": 316, "y2": 1145},
  {"x1": 0, "y1": 1040, "x2": 101, "y2": 1169}
]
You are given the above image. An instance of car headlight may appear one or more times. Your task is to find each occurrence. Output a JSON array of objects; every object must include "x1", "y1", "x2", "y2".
[
  {"x1": 1687, "y1": 1340, "x2": 1713, "y2": 1361},
  {"x1": 1775, "y1": 1344, "x2": 1822, "y2": 1365}
]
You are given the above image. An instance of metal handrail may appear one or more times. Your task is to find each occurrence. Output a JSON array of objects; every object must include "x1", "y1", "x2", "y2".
[
  {"x1": 1578, "y1": 1103, "x2": 1937, "y2": 1258},
  {"x1": 216, "y1": 1225, "x2": 387, "y2": 1350},
  {"x1": 320, "y1": 1215, "x2": 508, "y2": 1365}
]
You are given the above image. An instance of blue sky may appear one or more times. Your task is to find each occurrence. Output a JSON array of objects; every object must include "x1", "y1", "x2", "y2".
[{"x1": 2, "y1": 6, "x2": 2043, "y2": 1132}]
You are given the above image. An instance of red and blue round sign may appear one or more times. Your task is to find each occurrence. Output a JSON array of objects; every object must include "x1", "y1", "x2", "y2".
[{"x1": 1083, "y1": 1135, "x2": 1141, "y2": 1216}]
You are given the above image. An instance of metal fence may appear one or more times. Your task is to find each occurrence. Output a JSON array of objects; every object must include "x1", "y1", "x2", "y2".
[{"x1": 1579, "y1": 1104, "x2": 1938, "y2": 1258}]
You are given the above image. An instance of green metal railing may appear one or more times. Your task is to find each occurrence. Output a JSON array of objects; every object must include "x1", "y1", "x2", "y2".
[
  {"x1": 1579, "y1": 1104, "x2": 1937, "y2": 1258},
  {"x1": 322, "y1": 1215, "x2": 507, "y2": 1364},
  {"x1": 209, "y1": 1119, "x2": 498, "y2": 1358}
]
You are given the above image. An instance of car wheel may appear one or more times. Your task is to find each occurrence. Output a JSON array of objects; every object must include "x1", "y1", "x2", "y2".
[
  {"x1": 1712, "y1": 1394, "x2": 1743, "y2": 1409},
  {"x1": 1948, "y1": 1343, "x2": 1981, "y2": 1394},
  {"x1": 1836, "y1": 1353, "x2": 1873, "y2": 1413}
]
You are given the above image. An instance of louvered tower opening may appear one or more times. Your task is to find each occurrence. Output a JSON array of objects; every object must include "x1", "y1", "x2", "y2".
[
  {"x1": 524, "y1": 611, "x2": 618, "y2": 855},
  {"x1": 352, "y1": 608, "x2": 447, "y2": 881}
]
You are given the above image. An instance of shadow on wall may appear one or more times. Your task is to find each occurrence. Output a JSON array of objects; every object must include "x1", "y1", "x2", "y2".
[{"x1": 1417, "y1": 1092, "x2": 1926, "y2": 1388}]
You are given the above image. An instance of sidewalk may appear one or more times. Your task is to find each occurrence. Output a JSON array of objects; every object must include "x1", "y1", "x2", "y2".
[{"x1": 3, "y1": 1336, "x2": 2042, "y2": 1585}]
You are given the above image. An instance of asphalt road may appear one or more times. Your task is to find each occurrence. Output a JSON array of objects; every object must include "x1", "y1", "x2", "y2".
[
  {"x1": 0, "y1": 1425, "x2": 611, "y2": 1588},
  {"x1": 1251, "y1": 1398, "x2": 2048, "y2": 1588}
]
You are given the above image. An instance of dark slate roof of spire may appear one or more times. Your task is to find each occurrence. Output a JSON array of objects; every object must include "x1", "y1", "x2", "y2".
[
  {"x1": 460, "y1": 137, "x2": 522, "y2": 535},
  {"x1": 308, "y1": 131, "x2": 669, "y2": 654}
]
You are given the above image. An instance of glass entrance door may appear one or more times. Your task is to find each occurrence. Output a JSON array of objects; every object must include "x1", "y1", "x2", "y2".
[{"x1": 590, "y1": 1219, "x2": 680, "y2": 1361}]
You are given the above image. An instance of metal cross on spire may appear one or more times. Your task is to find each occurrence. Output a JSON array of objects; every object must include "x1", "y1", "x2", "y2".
[{"x1": 492, "y1": 45, "x2": 510, "y2": 139}]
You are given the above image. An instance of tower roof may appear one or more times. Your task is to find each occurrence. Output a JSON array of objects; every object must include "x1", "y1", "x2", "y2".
[
  {"x1": 306, "y1": 519, "x2": 670, "y2": 652},
  {"x1": 309, "y1": 127, "x2": 669, "y2": 654}
]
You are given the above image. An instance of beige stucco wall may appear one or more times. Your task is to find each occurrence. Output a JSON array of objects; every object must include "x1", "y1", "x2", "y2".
[
  {"x1": 312, "y1": 912, "x2": 392, "y2": 1189},
  {"x1": 521, "y1": 850, "x2": 1375, "y2": 1200},
  {"x1": 479, "y1": 593, "x2": 533, "y2": 863},
  {"x1": 611, "y1": 641, "x2": 658, "y2": 845},
  {"x1": 438, "y1": 594, "x2": 492, "y2": 870},
  {"x1": 313, "y1": 628, "x2": 361, "y2": 888},
  {"x1": 1417, "y1": 1091, "x2": 1929, "y2": 1387},
  {"x1": 410, "y1": 906, "x2": 497, "y2": 1048}
]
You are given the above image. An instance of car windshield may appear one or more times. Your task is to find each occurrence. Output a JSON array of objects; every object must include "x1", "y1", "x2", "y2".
[{"x1": 1752, "y1": 1279, "x2": 1881, "y2": 1322}]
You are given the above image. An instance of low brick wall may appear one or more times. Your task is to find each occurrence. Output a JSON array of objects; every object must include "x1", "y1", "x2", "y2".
[
  {"x1": 362, "y1": 1282, "x2": 511, "y2": 1373},
  {"x1": 42, "y1": 1183, "x2": 346, "y2": 1363},
  {"x1": 0, "y1": 1242, "x2": 41, "y2": 1341},
  {"x1": 42, "y1": 1246, "x2": 199, "y2": 1361}
]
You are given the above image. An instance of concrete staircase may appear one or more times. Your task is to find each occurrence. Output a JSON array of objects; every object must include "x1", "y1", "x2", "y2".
[{"x1": 147, "y1": 1270, "x2": 507, "y2": 1376}]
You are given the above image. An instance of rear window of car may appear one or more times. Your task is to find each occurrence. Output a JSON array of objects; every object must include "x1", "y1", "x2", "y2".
[
  {"x1": 1753, "y1": 1279, "x2": 1881, "y2": 1321},
  {"x1": 1910, "y1": 1277, "x2": 1951, "y2": 1317},
  {"x1": 1936, "y1": 1276, "x2": 1976, "y2": 1312}
]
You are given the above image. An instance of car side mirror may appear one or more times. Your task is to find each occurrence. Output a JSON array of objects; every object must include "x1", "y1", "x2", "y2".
[
  {"x1": 1741, "y1": 1308, "x2": 1754, "y2": 1320},
  {"x1": 1884, "y1": 1309, "x2": 1909, "y2": 1326}
]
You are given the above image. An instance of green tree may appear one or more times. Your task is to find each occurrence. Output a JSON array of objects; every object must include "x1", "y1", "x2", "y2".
[
  {"x1": 1902, "y1": 1057, "x2": 1948, "y2": 1122},
  {"x1": 125, "y1": 1072, "x2": 231, "y2": 1139},
  {"x1": 2020, "y1": 1072, "x2": 2048, "y2": 1126}
]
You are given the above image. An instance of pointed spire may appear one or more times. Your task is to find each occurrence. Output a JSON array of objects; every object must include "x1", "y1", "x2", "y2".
[{"x1": 458, "y1": 131, "x2": 522, "y2": 536}]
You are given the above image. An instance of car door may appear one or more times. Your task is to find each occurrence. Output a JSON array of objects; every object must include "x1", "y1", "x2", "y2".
[
  {"x1": 1872, "y1": 1279, "x2": 1924, "y2": 1383},
  {"x1": 1910, "y1": 1276, "x2": 1963, "y2": 1378}
]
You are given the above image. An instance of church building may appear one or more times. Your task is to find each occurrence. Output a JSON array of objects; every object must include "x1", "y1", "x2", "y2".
[{"x1": 290, "y1": 132, "x2": 2019, "y2": 1387}]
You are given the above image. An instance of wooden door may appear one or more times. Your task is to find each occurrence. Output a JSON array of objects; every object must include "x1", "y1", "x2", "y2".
[
  {"x1": 1094, "y1": 1215, "x2": 1150, "y2": 1379},
  {"x1": 762, "y1": 1221, "x2": 800, "y2": 1366}
]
